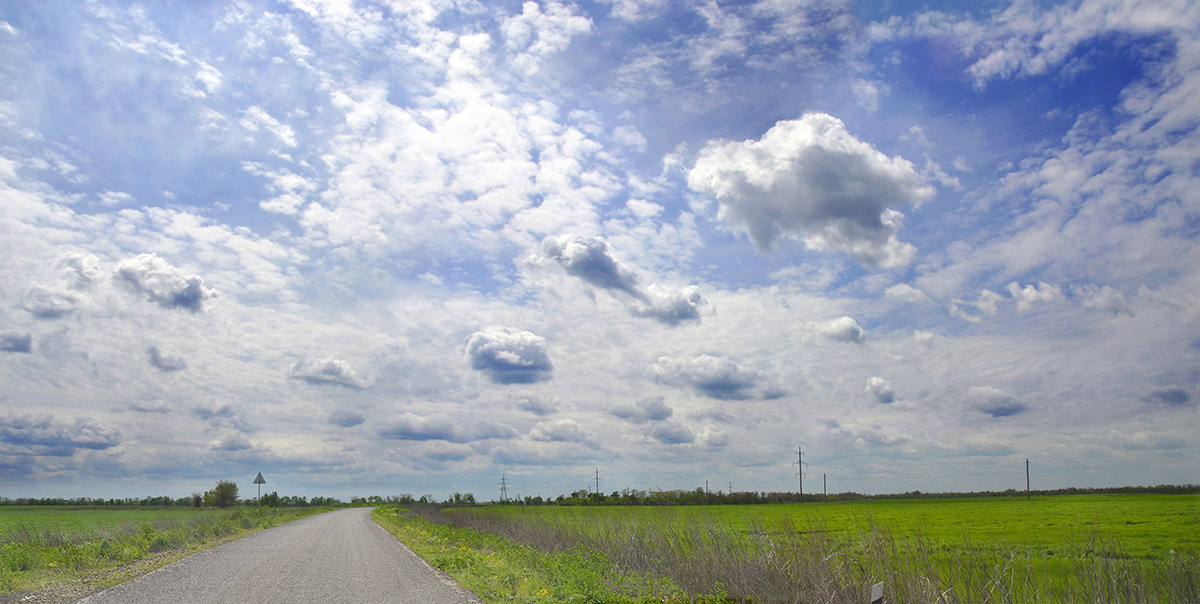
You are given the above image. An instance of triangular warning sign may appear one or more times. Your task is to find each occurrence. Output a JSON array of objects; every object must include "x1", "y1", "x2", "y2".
[{"x1": 253, "y1": 472, "x2": 266, "y2": 484}]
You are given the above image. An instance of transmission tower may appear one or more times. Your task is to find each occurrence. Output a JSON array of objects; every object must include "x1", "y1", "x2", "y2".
[
  {"x1": 498, "y1": 473, "x2": 509, "y2": 502},
  {"x1": 593, "y1": 467, "x2": 602, "y2": 496},
  {"x1": 793, "y1": 444, "x2": 807, "y2": 503}
]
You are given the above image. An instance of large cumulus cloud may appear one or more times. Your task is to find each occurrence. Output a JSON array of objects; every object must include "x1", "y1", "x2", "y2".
[
  {"x1": 688, "y1": 113, "x2": 932, "y2": 268},
  {"x1": 114, "y1": 253, "x2": 217, "y2": 313},
  {"x1": 648, "y1": 355, "x2": 783, "y2": 400},
  {"x1": 465, "y1": 326, "x2": 553, "y2": 384}
]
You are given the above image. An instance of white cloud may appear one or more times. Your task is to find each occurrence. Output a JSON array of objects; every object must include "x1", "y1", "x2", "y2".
[
  {"x1": 610, "y1": 396, "x2": 673, "y2": 423},
  {"x1": 465, "y1": 326, "x2": 553, "y2": 384},
  {"x1": 510, "y1": 392, "x2": 559, "y2": 416},
  {"x1": 885, "y1": 283, "x2": 931, "y2": 304},
  {"x1": 327, "y1": 407, "x2": 365, "y2": 427},
  {"x1": 851, "y1": 78, "x2": 887, "y2": 112},
  {"x1": 501, "y1": 1, "x2": 592, "y2": 76},
  {"x1": 968, "y1": 386, "x2": 1028, "y2": 417},
  {"x1": 820, "y1": 316, "x2": 865, "y2": 343},
  {"x1": 379, "y1": 413, "x2": 468, "y2": 443},
  {"x1": 529, "y1": 418, "x2": 594, "y2": 446},
  {"x1": 538, "y1": 235, "x2": 706, "y2": 326},
  {"x1": 648, "y1": 355, "x2": 783, "y2": 400},
  {"x1": 650, "y1": 421, "x2": 695, "y2": 444},
  {"x1": 688, "y1": 113, "x2": 932, "y2": 268},
  {"x1": 1076, "y1": 284, "x2": 1133, "y2": 316},
  {"x1": 866, "y1": 376, "x2": 896, "y2": 403},
  {"x1": 1006, "y1": 281, "x2": 1064, "y2": 312},
  {"x1": 288, "y1": 356, "x2": 367, "y2": 388},
  {"x1": 950, "y1": 290, "x2": 1004, "y2": 323},
  {"x1": 147, "y1": 346, "x2": 187, "y2": 372},
  {"x1": 114, "y1": 254, "x2": 217, "y2": 313}
]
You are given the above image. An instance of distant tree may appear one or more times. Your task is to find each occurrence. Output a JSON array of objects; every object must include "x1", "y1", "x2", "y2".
[
  {"x1": 191, "y1": 492, "x2": 203, "y2": 508},
  {"x1": 205, "y1": 480, "x2": 239, "y2": 508}
]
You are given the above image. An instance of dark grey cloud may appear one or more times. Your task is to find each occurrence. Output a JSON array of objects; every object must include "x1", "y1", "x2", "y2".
[
  {"x1": 650, "y1": 421, "x2": 695, "y2": 444},
  {"x1": 541, "y1": 235, "x2": 642, "y2": 297},
  {"x1": 465, "y1": 326, "x2": 553, "y2": 384},
  {"x1": 0, "y1": 412, "x2": 119, "y2": 456},
  {"x1": 969, "y1": 386, "x2": 1028, "y2": 417},
  {"x1": 114, "y1": 253, "x2": 216, "y2": 313},
  {"x1": 1143, "y1": 386, "x2": 1191, "y2": 407},
  {"x1": 289, "y1": 357, "x2": 367, "y2": 388},
  {"x1": 147, "y1": 346, "x2": 187, "y2": 372},
  {"x1": 610, "y1": 396, "x2": 673, "y2": 423},
  {"x1": 649, "y1": 355, "x2": 784, "y2": 400},
  {"x1": 866, "y1": 376, "x2": 895, "y2": 404},
  {"x1": 22, "y1": 287, "x2": 80, "y2": 319},
  {"x1": 821, "y1": 316, "x2": 865, "y2": 343},
  {"x1": 540, "y1": 235, "x2": 706, "y2": 326},
  {"x1": 688, "y1": 113, "x2": 931, "y2": 268},
  {"x1": 379, "y1": 413, "x2": 468, "y2": 442},
  {"x1": 1, "y1": 332, "x2": 32, "y2": 353},
  {"x1": 328, "y1": 407, "x2": 366, "y2": 427}
]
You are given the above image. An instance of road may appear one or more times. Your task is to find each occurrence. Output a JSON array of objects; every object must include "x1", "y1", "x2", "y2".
[{"x1": 76, "y1": 508, "x2": 483, "y2": 604}]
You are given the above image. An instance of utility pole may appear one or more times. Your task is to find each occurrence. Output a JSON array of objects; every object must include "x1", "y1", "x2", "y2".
[
  {"x1": 498, "y1": 473, "x2": 509, "y2": 502},
  {"x1": 793, "y1": 444, "x2": 806, "y2": 503},
  {"x1": 1025, "y1": 459, "x2": 1030, "y2": 500},
  {"x1": 823, "y1": 472, "x2": 827, "y2": 502}
]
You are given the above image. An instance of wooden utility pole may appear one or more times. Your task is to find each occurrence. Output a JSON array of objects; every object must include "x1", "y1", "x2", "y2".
[
  {"x1": 823, "y1": 472, "x2": 827, "y2": 502},
  {"x1": 1025, "y1": 459, "x2": 1030, "y2": 500}
]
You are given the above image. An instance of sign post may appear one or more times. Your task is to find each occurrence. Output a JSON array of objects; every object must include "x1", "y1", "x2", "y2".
[{"x1": 253, "y1": 472, "x2": 266, "y2": 502}]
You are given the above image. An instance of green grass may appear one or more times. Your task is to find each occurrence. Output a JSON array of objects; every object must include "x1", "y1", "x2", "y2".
[
  {"x1": 371, "y1": 506, "x2": 717, "y2": 603},
  {"x1": 0, "y1": 506, "x2": 330, "y2": 598},
  {"x1": 417, "y1": 494, "x2": 1199, "y2": 603}
]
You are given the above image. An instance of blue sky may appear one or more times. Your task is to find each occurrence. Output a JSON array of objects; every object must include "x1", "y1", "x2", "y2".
[{"x1": 1, "y1": 0, "x2": 1197, "y2": 502}]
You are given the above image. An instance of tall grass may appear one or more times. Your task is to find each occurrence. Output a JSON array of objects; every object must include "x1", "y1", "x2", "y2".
[{"x1": 414, "y1": 505, "x2": 1199, "y2": 603}]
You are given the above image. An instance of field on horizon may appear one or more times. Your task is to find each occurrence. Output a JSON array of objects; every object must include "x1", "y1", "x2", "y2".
[{"x1": 428, "y1": 492, "x2": 1199, "y2": 602}]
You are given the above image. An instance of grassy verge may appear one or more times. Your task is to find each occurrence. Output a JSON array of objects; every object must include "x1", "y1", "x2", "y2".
[
  {"x1": 0, "y1": 506, "x2": 331, "y2": 602},
  {"x1": 371, "y1": 506, "x2": 722, "y2": 603},
  {"x1": 424, "y1": 499, "x2": 1200, "y2": 603}
]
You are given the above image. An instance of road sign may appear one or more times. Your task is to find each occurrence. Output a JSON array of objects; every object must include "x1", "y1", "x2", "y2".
[{"x1": 254, "y1": 472, "x2": 266, "y2": 501}]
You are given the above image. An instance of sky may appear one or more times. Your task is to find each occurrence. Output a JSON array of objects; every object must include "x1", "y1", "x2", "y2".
[{"x1": 1, "y1": 0, "x2": 1198, "y2": 502}]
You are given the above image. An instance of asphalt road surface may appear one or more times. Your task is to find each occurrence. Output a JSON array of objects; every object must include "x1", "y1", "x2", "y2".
[{"x1": 76, "y1": 508, "x2": 483, "y2": 604}]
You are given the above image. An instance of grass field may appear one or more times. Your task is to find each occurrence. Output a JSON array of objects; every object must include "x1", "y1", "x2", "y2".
[
  {"x1": 391, "y1": 493, "x2": 1199, "y2": 603},
  {"x1": 0, "y1": 506, "x2": 328, "y2": 599}
]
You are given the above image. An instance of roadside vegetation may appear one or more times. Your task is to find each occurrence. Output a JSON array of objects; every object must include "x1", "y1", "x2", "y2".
[
  {"x1": 372, "y1": 506, "x2": 718, "y2": 602},
  {"x1": 387, "y1": 492, "x2": 1200, "y2": 603},
  {"x1": 0, "y1": 481, "x2": 335, "y2": 601}
]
